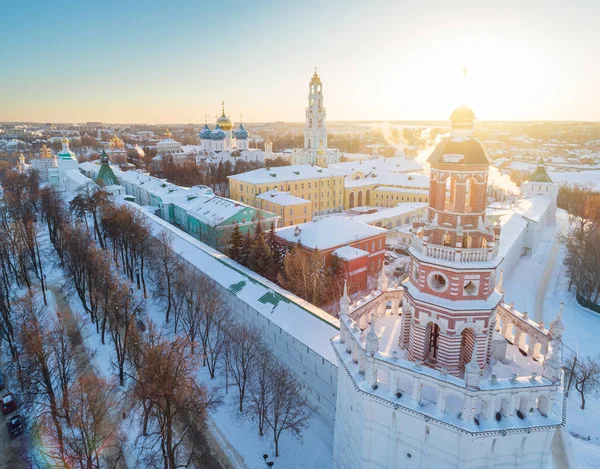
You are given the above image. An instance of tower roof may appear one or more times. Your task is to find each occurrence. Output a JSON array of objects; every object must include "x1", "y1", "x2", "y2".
[
  {"x1": 427, "y1": 136, "x2": 492, "y2": 166},
  {"x1": 97, "y1": 151, "x2": 118, "y2": 186},
  {"x1": 528, "y1": 158, "x2": 554, "y2": 183},
  {"x1": 310, "y1": 69, "x2": 321, "y2": 85},
  {"x1": 199, "y1": 124, "x2": 212, "y2": 139}
]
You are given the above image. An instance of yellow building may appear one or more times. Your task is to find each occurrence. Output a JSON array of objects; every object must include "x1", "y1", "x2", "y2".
[
  {"x1": 228, "y1": 164, "x2": 345, "y2": 216},
  {"x1": 256, "y1": 190, "x2": 312, "y2": 226},
  {"x1": 344, "y1": 172, "x2": 430, "y2": 209}
]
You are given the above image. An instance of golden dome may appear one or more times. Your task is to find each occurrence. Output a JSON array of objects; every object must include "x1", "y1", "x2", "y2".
[
  {"x1": 60, "y1": 136, "x2": 69, "y2": 144},
  {"x1": 217, "y1": 101, "x2": 233, "y2": 131},
  {"x1": 310, "y1": 70, "x2": 321, "y2": 85}
]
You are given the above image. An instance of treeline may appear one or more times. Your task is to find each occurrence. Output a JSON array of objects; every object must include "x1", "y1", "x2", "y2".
[
  {"x1": 559, "y1": 183, "x2": 600, "y2": 305},
  {"x1": 40, "y1": 179, "x2": 313, "y2": 464},
  {"x1": 228, "y1": 221, "x2": 345, "y2": 306}
]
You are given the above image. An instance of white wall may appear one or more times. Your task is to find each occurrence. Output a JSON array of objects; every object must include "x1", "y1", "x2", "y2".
[
  {"x1": 125, "y1": 202, "x2": 340, "y2": 421},
  {"x1": 333, "y1": 370, "x2": 555, "y2": 469}
]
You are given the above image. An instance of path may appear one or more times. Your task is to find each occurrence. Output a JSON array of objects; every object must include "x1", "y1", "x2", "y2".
[
  {"x1": 533, "y1": 230, "x2": 561, "y2": 323},
  {"x1": 47, "y1": 282, "x2": 128, "y2": 469}
]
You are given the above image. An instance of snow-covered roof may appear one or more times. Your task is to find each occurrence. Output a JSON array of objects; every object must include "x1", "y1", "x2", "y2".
[
  {"x1": 229, "y1": 164, "x2": 344, "y2": 184},
  {"x1": 375, "y1": 186, "x2": 429, "y2": 194},
  {"x1": 344, "y1": 172, "x2": 429, "y2": 189},
  {"x1": 157, "y1": 138, "x2": 180, "y2": 145},
  {"x1": 332, "y1": 246, "x2": 369, "y2": 260},
  {"x1": 256, "y1": 189, "x2": 309, "y2": 206},
  {"x1": 329, "y1": 156, "x2": 422, "y2": 176},
  {"x1": 188, "y1": 197, "x2": 257, "y2": 227},
  {"x1": 514, "y1": 196, "x2": 551, "y2": 223},
  {"x1": 350, "y1": 203, "x2": 427, "y2": 224},
  {"x1": 276, "y1": 217, "x2": 386, "y2": 250},
  {"x1": 158, "y1": 185, "x2": 215, "y2": 207}
]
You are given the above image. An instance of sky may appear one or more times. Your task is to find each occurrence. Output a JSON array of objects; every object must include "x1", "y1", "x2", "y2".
[{"x1": 1, "y1": 0, "x2": 599, "y2": 124}]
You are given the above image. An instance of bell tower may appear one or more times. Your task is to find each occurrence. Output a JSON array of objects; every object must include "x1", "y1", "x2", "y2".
[
  {"x1": 401, "y1": 105, "x2": 503, "y2": 376},
  {"x1": 304, "y1": 69, "x2": 327, "y2": 152}
]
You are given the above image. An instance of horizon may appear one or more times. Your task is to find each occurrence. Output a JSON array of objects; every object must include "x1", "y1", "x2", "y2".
[{"x1": 2, "y1": 0, "x2": 600, "y2": 123}]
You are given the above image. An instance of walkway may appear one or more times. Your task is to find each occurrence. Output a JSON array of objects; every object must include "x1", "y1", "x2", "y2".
[{"x1": 47, "y1": 281, "x2": 128, "y2": 469}]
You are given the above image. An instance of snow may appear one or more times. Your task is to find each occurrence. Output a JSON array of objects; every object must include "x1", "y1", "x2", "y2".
[
  {"x1": 503, "y1": 209, "x2": 600, "y2": 467},
  {"x1": 515, "y1": 196, "x2": 552, "y2": 223},
  {"x1": 548, "y1": 170, "x2": 600, "y2": 191},
  {"x1": 332, "y1": 246, "x2": 369, "y2": 260},
  {"x1": 230, "y1": 164, "x2": 344, "y2": 184},
  {"x1": 276, "y1": 217, "x2": 386, "y2": 250},
  {"x1": 188, "y1": 196, "x2": 257, "y2": 226},
  {"x1": 256, "y1": 189, "x2": 309, "y2": 206},
  {"x1": 123, "y1": 201, "x2": 340, "y2": 363},
  {"x1": 497, "y1": 212, "x2": 528, "y2": 257},
  {"x1": 344, "y1": 172, "x2": 429, "y2": 189},
  {"x1": 328, "y1": 156, "x2": 422, "y2": 176},
  {"x1": 350, "y1": 202, "x2": 427, "y2": 225}
]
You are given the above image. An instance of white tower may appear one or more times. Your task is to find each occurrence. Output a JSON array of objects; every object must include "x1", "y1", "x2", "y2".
[
  {"x1": 304, "y1": 69, "x2": 327, "y2": 151},
  {"x1": 520, "y1": 158, "x2": 558, "y2": 223},
  {"x1": 331, "y1": 104, "x2": 564, "y2": 469}
]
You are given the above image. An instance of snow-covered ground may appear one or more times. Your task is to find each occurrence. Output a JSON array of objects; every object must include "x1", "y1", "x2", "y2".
[{"x1": 503, "y1": 209, "x2": 600, "y2": 468}]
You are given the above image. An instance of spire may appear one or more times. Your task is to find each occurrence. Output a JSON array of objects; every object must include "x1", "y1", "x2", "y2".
[
  {"x1": 549, "y1": 302, "x2": 565, "y2": 339},
  {"x1": 221, "y1": 100, "x2": 225, "y2": 116},
  {"x1": 365, "y1": 313, "x2": 379, "y2": 356},
  {"x1": 339, "y1": 280, "x2": 350, "y2": 317},
  {"x1": 465, "y1": 342, "x2": 481, "y2": 387}
]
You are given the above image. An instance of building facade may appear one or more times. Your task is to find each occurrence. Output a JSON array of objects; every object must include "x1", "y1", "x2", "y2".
[
  {"x1": 276, "y1": 217, "x2": 386, "y2": 292},
  {"x1": 331, "y1": 105, "x2": 564, "y2": 469},
  {"x1": 228, "y1": 164, "x2": 346, "y2": 216},
  {"x1": 255, "y1": 189, "x2": 312, "y2": 226}
]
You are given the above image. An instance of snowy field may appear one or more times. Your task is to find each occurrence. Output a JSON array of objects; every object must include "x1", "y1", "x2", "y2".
[{"x1": 503, "y1": 210, "x2": 600, "y2": 468}]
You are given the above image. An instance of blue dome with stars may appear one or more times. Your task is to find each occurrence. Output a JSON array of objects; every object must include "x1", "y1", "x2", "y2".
[
  {"x1": 199, "y1": 124, "x2": 212, "y2": 140},
  {"x1": 235, "y1": 123, "x2": 248, "y2": 140},
  {"x1": 211, "y1": 124, "x2": 226, "y2": 140}
]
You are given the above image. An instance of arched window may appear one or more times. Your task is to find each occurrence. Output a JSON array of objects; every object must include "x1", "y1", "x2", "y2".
[
  {"x1": 366, "y1": 189, "x2": 371, "y2": 205},
  {"x1": 357, "y1": 191, "x2": 363, "y2": 206},
  {"x1": 445, "y1": 177, "x2": 457, "y2": 211},
  {"x1": 349, "y1": 192, "x2": 355, "y2": 208}
]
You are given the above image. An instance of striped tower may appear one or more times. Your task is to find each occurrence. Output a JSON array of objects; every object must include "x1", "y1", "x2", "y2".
[{"x1": 400, "y1": 105, "x2": 503, "y2": 377}]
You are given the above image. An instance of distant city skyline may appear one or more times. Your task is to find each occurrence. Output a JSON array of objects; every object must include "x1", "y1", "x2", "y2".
[{"x1": 2, "y1": 0, "x2": 599, "y2": 124}]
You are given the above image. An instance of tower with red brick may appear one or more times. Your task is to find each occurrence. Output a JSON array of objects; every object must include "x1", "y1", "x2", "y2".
[{"x1": 400, "y1": 105, "x2": 503, "y2": 376}]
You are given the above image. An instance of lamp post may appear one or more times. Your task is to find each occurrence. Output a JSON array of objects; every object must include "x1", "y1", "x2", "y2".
[{"x1": 262, "y1": 454, "x2": 274, "y2": 467}]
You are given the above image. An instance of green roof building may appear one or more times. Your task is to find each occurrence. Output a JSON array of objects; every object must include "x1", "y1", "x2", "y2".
[
  {"x1": 96, "y1": 151, "x2": 119, "y2": 186},
  {"x1": 528, "y1": 158, "x2": 554, "y2": 183}
]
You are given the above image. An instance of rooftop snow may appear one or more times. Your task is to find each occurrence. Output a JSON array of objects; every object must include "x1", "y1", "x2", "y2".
[
  {"x1": 350, "y1": 203, "x2": 427, "y2": 224},
  {"x1": 256, "y1": 189, "x2": 309, "y2": 206},
  {"x1": 332, "y1": 246, "x2": 369, "y2": 260},
  {"x1": 514, "y1": 196, "x2": 551, "y2": 223},
  {"x1": 344, "y1": 172, "x2": 429, "y2": 189},
  {"x1": 188, "y1": 197, "x2": 257, "y2": 226},
  {"x1": 276, "y1": 217, "x2": 386, "y2": 250},
  {"x1": 228, "y1": 164, "x2": 344, "y2": 184},
  {"x1": 329, "y1": 156, "x2": 422, "y2": 175}
]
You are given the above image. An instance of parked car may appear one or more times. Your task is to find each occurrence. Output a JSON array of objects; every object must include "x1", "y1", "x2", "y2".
[
  {"x1": 7, "y1": 415, "x2": 23, "y2": 438},
  {"x1": 1, "y1": 393, "x2": 17, "y2": 415},
  {"x1": 0, "y1": 372, "x2": 5, "y2": 390}
]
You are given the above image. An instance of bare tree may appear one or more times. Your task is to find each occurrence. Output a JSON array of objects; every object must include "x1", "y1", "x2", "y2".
[
  {"x1": 226, "y1": 324, "x2": 262, "y2": 412},
  {"x1": 264, "y1": 362, "x2": 312, "y2": 457},
  {"x1": 132, "y1": 324, "x2": 220, "y2": 469},
  {"x1": 149, "y1": 231, "x2": 182, "y2": 324},
  {"x1": 565, "y1": 355, "x2": 600, "y2": 410},
  {"x1": 63, "y1": 375, "x2": 124, "y2": 469},
  {"x1": 247, "y1": 347, "x2": 274, "y2": 437}
]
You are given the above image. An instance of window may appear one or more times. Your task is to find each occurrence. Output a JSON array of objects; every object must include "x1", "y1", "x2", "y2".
[
  {"x1": 304, "y1": 206, "x2": 307, "y2": 214},
  {"x1": 464, "y1": 281, "x2": 477, "y2": 296},
  {"x1": 289, "y1": 208, "x2": 292, "y2": 215},
  {"x1": 428, "y1": 272, "x2": 448, "y2": 292},
  {"x1": 371, "y1": 241, "x2": 375, "y2": 250},
  {"x1": 378, "y1": 239, "x2": 382, "y2": 249}
]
